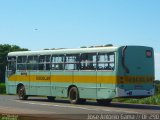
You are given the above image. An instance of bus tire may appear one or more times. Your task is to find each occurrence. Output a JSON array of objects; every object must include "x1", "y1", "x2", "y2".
[
  {"x1": 47, "y1": 96, "x2": 55, "y2": 101},
  {"x1": 69, "y1": 87, "x2": 80, "y2": 104},
  {"x1": 18, "y1": 86, "x2": 28, "y2": 100},
  {"x1": 96, "y1": 99, "x2": 112, "y2": 105}
]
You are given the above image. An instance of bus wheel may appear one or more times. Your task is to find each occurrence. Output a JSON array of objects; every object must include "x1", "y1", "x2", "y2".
[
  {"x1": 47, "y1": 96, "x2": 55, "y2": 101},
  {"x1": 18, "y1": 86, "x2": 28, "y2": 100},
  {"x1": 69, "y1": 87, "x2": 80, "y2": 104},
  {"x1": 96, "y1": 99, "x2": 112, "y2": 105}
]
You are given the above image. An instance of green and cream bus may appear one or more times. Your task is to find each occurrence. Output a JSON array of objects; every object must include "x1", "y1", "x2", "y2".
[{"x1": 6, "y1": 45, "x2": 155, "y2": 105}]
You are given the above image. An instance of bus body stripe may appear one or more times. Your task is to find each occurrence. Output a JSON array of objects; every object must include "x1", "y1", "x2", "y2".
[{"x1": 8, "y1": 75, "x2": 154, "y2": 84}]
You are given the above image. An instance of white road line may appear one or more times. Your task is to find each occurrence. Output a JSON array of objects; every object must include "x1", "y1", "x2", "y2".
[
  {"x1": 0, "y1": 106, "x2": 10, "y2": 109},
  {"x1": 0, "y1": 105, "x2": 56, "y2": 114},
  {"x1": 14, "y1": 100, "x2": 138, "y2": 114},
  {"x1": 15, "y1": 100, "x2": 98, "y2": 111},
  {"x1": 102, "y1": 109, "x2": 138, "y2": 114}
]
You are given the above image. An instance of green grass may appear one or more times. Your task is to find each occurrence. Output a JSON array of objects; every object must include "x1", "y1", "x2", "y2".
[
  {"x1": 113, "y1": 94, "x2": 160, "y2": 105},
  {"x1": 0, "y1": 83, "x2": 6, "y2": 94},
  {"x1": 124, "y1": 95, "x2": 160, "y2": 105}
]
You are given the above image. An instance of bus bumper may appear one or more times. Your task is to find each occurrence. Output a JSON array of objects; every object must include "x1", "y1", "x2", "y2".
[{"x1": 116, "y1": 87, "x2": 155, "y2": 98}]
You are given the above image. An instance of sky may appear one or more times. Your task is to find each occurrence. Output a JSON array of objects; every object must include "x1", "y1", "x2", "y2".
[{"x1": 0, "y1": 0, "x2": 160, "y2": 79}]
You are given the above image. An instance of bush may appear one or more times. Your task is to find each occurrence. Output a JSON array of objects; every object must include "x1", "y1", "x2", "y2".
[
  {"x1": 0, "y1": 83, "x2": 6, "y2": 94},
  {"x1": 155, "y1": 84, "x2": 160, "y2": 94}
]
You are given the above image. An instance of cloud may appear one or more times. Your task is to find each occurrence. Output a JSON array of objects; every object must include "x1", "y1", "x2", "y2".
[{"x1": 155, "y1": 53, "x2": 160, "y2": 80}]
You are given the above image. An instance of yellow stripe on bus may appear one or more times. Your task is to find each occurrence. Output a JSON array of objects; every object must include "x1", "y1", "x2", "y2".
[{"x1": 8, "y1": 75, "x2": 154, "y2": 84}]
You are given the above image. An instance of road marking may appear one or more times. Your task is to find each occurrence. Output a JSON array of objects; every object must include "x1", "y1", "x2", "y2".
[
  {"x1": 0, "y1": 105, "x2": 56, "y2": 114},
  {"x1": 102, "y1": 109, "x2": 138, "y2": 114},
  {"x1": 0, "y1": 106, "x2": 10, "y2": 109},
  {"x1": 14, "y1": 100, "x2": 138, "y2": 114},
  {"x1": 15, "y1": 100, "x2": 98, "y2": 111}
]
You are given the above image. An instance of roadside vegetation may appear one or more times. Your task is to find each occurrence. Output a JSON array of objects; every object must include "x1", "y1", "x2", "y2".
[
  {"x1": 0, "y1": 83, "x2": 6, "y2": 94},
  {"x1": 0, "y1": 44, "x2": 28, "y2": 82}
]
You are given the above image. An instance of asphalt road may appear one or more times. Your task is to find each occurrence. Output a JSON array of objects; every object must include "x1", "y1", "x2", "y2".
[{"x1": 0, "y1": 95, "x2": 160, "y2": 120}]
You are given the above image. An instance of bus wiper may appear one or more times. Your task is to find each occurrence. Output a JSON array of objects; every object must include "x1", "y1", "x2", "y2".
[{"x1": 122, "y1": 46, "x2": 130, "y2": 73}]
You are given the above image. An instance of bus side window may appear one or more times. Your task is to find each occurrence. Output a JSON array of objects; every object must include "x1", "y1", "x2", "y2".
[
  {"x1": 38, "y1": 55, "x2": 51, "y2": 70},
  {"x1": 80, "y1": 53, "x2": 96, "y2": 70},
  {"x1": 39, "y1": 55, "x2": 45, "y2": 70},
  {"x1": 7, "y1": 56, "x2": 16, "y2": 74},
  {"x1": 46, "y1": 55, "x2": 51, "y2": 70},
  {"x1": 97, "y1": 53, "x2": 115, "y2": 70},
  {"x1": 17, "y1": 56, "x2": 27, "y2": 70},
  {"x1": 51, "y1": 55, "x2": 64, "y2": 70},
  {"x1": 27, "y1": 56, "x2": 38, "y2": 70},
  {"x1": 64, "y1": 54, "x2": 79, "y2": 70}
]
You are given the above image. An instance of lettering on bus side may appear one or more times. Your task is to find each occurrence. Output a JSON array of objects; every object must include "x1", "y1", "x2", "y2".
[
  {"x1": 36, "y1": 76, "x2": 51, "y2": 80},
  {"x1": 128, "y1": 76, "x2": 153, "y2": 83}
]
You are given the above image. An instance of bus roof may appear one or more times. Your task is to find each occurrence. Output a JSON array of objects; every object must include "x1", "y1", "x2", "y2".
[{"x1": 8, "y1": 46, "x2": 119, "y2": 56}]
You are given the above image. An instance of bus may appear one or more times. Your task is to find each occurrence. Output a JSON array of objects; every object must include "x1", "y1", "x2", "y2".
[{"x1": 5, "y1": 45, "x2": 155, "y2": 105}]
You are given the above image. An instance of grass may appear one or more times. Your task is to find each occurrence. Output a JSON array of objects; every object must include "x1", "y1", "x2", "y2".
[
  {"x1": 124, "y1": 95, "x2": 160, "y2": 105},
  {"x1": 0, "y1": 83, "x2": 6, "y2": 94},
  {"x1": 113, "y1": 94, "x2": 160, "y2": 105}
]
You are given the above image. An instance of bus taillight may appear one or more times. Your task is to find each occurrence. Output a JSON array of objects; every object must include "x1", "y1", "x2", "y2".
[{"x1": 146, "y1": 50, "x2": 152, "y2": 57}]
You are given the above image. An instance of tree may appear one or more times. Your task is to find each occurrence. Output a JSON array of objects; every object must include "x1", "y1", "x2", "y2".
[
  {"x1": 0, "y1": 44, "x2": 28, "y2": 82},
  {"x1": 155, "y1": 80, "x2": 160, "y2": 84},
  {"x1": 154, "y1": 80, "x2": 160, "y2": 94}
]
